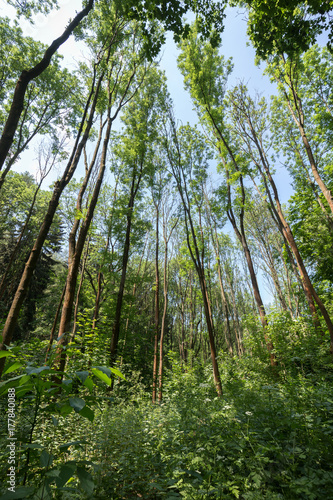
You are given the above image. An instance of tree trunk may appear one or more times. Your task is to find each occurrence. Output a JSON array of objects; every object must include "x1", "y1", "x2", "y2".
[
  {"x1": 45, "y1": 284, "x2": 66, "y2": 363},
  {"x1": 252, "y1": 133, "x2": 333, "y2": 351},
  {"x1": 225, "y1": 171, "x2": 276, "y2": 366},
  {"x1": 109, "y1": 169, "x2": 143, "y2": 369},
  {"x1": 70, "y1": 238, "x2": 91, "y2": 343},
  {"x1": 152, "y1": 204, "x2": 160, "y2": 403}
]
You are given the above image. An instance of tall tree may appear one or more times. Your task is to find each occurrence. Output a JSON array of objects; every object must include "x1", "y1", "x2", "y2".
[
  {"x1": 165, "y1": 121, "x2": 223, "y2": 396},
  {"x1": 267, "y1": 51, "x2": 333, "y2": 217},
  {"x1": 0, "y1": 0, "x2": 94, "y2": 170},
  {"x1": 235, "y1": 0, "x2": 333, "y2": 58},
  {"x1": 0, "y1": 0, "x2": 226, "y2": 171}
]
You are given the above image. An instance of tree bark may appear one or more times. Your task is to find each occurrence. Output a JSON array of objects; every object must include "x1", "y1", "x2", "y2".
[{"x1": 152, "y1": 203, "x2": 160, "y2": 403}]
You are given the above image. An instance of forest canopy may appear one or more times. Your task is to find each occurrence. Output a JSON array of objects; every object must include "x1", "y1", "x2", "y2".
[{"x1": 0, "y1": 1, "x2": 333, "y2": 499}]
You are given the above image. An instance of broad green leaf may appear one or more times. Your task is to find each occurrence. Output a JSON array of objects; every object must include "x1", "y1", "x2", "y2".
[
  {"x1": 34, "y1": 483, "x2": 52, "y2": 500},
  {"x1": 79, "y1": 405, "x2": 94, "y2": 422},
  {"x1": 0, "y1": 374, "x2": 27, "y2": 395},
  {"x1": 76, "y1": 371, "x2": 89, "y2": 384},
  {"x1": 3, "y1": 362, "x2": 23, "y2": 375},
  {"x1": 91, "y1": 368, "x2": 111, "y2": 386},
  {"x1": 18, "y1": 374, "x2": 31, "y2": 386},
  {"x1": 0, "y1": 351, "x2": 14, "y2": 358},
  {"x1": 26, "y1": 365, "x2": 51, "y2": 375},
  {"x1": 59, "y1": 404, "x2": 73, "y2": 417},
  {"x1": 83, "y1": 376, "x2": 94, "y2": 392},
  {"x1": 40, "y1": 450, "x2": 54, "y2": 468},
  {"x1": 69, "y1": 397, "x2": 86, "y2": 413},
  {"x1": 55, "y1": 463, "x2": 76, "y2": 488},
  {"x1": 45, "y1": 469, "x2": 61, "y2": 478},
  {"x1": 92, "y1": 366, "x2": 111, "y2": 377},
  {"x1": 77, "y1": 466, "x2": 95, "y2": 495},
  {"x1": 110, "y1": 367, "x2": 127, "y2": 381}
]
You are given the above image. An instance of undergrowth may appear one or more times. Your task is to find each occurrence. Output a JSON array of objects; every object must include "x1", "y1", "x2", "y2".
[
  {"x1": 1, "y1": 316, "x2": 333, "y2": 499},
  {"x1": 93, "y1": 354, "x2": 333, "y2": 499}
]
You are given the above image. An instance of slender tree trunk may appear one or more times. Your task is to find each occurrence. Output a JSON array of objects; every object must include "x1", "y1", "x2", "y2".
[
  {"x1": 120, "y1": 231, "x2": 149, "y2": 366},
  {"x1": 209, "y1": 219, "x2": 234, "y2": 355},
  {"x1": 109, "y1": 169, "x2": 143, "y2": 368},
  {"x1": 200, "y1": 106, "x2": 275, "y2": 364},
  {"x1": 252, "y1": 133, "x2": 333, "y2": 351},
  {"x1": 45, "y1": 284, "x2": 66, "y2": 363},
  {"x1": 152, "y1": 204, "x2": 160, "y2": 403},
  {"x1": 224, "y1": 269, "x2": 243, "y2": 356},
  {"x1": 158, "y1": 244, "x2": 168, "y2": 401},
  {"x1": 70, "y1": 238, "x2": 91, "y2": 343},
  {"x1": 158, "y1": 208, "x2": 177, "y2": 402},
  {"x1": 225, "y1": 171, "x2": 276, "y2": 366},
  {"x1": 167, "y1": 120, "x2": 223, "y2": 395}
]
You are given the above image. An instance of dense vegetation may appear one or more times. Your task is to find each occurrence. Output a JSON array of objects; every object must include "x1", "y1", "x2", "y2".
[{"x1": 0, "y1": 1, "x2": 333, "y2": 499}]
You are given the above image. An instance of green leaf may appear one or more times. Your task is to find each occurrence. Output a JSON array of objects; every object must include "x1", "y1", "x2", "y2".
[
  {"x1": 59, "y1": 440, "x2": 88, "y2": 452},
  {"x1": 184, "y1": 469, "x2": 203, "y2": 480},
  {"x1": 69, "y1": 397, "x2": 86, "y2": 413},
  {"x1": 18, "y1": 374, "x2": 31, "y2": 386},
  {"x1": 45, "y1": 469, "x2": 61, "y2": 478},
  {"x1": 51, "y1": 416, "x2": 58, "y2": 427},
  {"x1": 91, "y1": 368, "x2": 111, "y2": 386},
  {"x1": 40, "y1": 450, "x2": 54, "y2": 468},
  {"x1": 83, "y1": 376, "x2": 94, "y2": 392},
  {"x1": 76, "y1": 466, "x2": 95, "y2": 495},
  {"x1": 76, "y1": 371, "x2": 89, "y2": 384},
  {"x1": 55, "y1": 463, "x2": 76, "y2": 488},
  {"x1": 3, "y1": 362, "x2": 23, "y2": 375},
  {"x1": 26, "y1": 365, "x2": 51, "y2": 375},
  {"x1": 59, "y1": 404, "x2": 73, "y2": 416},
  {"x1": 34, "y1": 483, "x2": 52, "y2": 500},
  {"x1": 79, "y1": 405, "x2": 94, "y2": 422},
  {"x1": 110, "y1": 367, "x2": 127, "y2": 381},
  {"x1": 0, "y1": 374, "x2": 27, "y2": 395},
  {"x1": 92, "y1": 366, "x2": 111, "y2": 377},
  {"x1": 0, "y1": 351, "x2": 14, "y2": 358}
]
